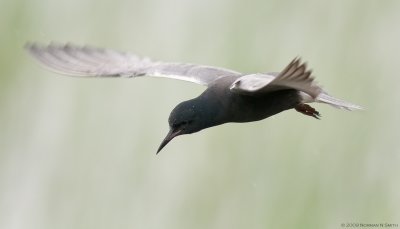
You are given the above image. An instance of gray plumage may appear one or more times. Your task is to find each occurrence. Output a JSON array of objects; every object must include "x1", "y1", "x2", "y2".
[{"x1": 25, "y1": 43, "x2": 363, "y2": 153}]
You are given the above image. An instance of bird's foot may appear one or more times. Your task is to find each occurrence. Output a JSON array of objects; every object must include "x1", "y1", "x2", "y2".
[{"x1": 295, "y1": 103, "x2": 321, "y2": 119}]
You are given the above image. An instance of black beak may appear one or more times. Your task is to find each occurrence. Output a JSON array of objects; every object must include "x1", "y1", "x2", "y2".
[{"x1": 156, "y1": 129, "x2": 182, "y2": 154}]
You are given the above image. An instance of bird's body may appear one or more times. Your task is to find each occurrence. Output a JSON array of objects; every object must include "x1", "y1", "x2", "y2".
[
  {"x1": 168, "y1": 75, "x2": 300, "y2": 134},
  {"x1": 195, "y1": 77, "x2": 300, "y2": 124},
  {"x1": 25, "y1": 43, "x2": 363, "y2": 153}
]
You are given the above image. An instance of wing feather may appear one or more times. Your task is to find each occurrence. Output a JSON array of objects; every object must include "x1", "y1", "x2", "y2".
[
  {"x1": 25, "y1": 43, "x2": 241, "y2": 86},
  {"x1": 230, "y1": 57, "x2": 322, "y2": 98}
]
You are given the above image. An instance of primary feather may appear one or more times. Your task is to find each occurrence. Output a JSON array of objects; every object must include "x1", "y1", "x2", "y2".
[
  {"x1": 25, "y1": 43, "x2": 241, "y2": 86},
  {"x1": 230, "y1": 58, "x2": 321, "y2": 98}
]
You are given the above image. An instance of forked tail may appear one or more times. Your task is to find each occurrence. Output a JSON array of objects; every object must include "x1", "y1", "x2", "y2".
[{"x1": 317, "y1": 93, "x2": 363, "y2": 111}]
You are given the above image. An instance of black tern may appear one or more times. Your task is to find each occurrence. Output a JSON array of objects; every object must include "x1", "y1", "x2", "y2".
[{"x1": 25, "y1": 43, "x2": 362, "y2": 153}]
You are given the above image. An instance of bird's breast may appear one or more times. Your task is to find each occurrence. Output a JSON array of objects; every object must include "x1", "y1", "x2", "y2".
[{"x1": 224, "y1": 89, "x2": 301, "y2": 123}]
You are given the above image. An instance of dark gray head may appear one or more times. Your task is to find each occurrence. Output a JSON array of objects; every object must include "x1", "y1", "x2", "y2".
[{"x1": 157, "y1": 99, "x2": 209, "y2": 154}]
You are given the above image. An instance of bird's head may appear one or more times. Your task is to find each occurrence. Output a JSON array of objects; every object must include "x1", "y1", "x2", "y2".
[{"x1": 157, "y1": 100, "x2": 205, "y2": 154}]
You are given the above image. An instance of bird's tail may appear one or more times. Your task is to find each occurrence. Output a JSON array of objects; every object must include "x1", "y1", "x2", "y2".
[{"x1": 316, "y1": 92, "x2": 363, "y2": 111}]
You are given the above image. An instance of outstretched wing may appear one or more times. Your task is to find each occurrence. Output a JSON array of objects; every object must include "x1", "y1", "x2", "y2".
[
  {"x1": 230, "y1": 58, "x2": 322, "y2": 98},
  {"x1": 25, "y1": 43, "x2": 241, "y2": 86}
]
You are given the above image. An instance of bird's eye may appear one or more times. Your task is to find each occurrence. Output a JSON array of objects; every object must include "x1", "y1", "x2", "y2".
[
  {"x1": 173, "y1": 122, "x2": 184, "y2": 129},
  {"x1": 172, "y1": 120, "x2": 192, "y2": 129}
]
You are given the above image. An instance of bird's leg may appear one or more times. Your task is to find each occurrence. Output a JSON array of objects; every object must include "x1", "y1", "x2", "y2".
[{"x1": 295, "y1": 103, "x2": 321, "y2": 119}]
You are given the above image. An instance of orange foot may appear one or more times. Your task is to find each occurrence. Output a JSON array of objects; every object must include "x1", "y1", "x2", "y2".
[{"x1": 295, "y1": 104, "x2": 321, "y2": 119}]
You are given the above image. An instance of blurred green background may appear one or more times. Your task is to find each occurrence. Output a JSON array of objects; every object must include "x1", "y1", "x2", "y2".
[{"x1": 1, "y1": 0, "x2": 399, "y2": 228}]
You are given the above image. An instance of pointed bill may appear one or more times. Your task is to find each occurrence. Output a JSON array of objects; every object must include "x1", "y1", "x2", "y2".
[{"x1": 156, "y1": 129, "x2": 182, "y2": 154}]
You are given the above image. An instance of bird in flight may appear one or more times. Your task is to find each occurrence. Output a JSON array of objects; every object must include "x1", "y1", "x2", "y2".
[{"x1": 25, "y1": 43, "x2": 362, "y2": 153}]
